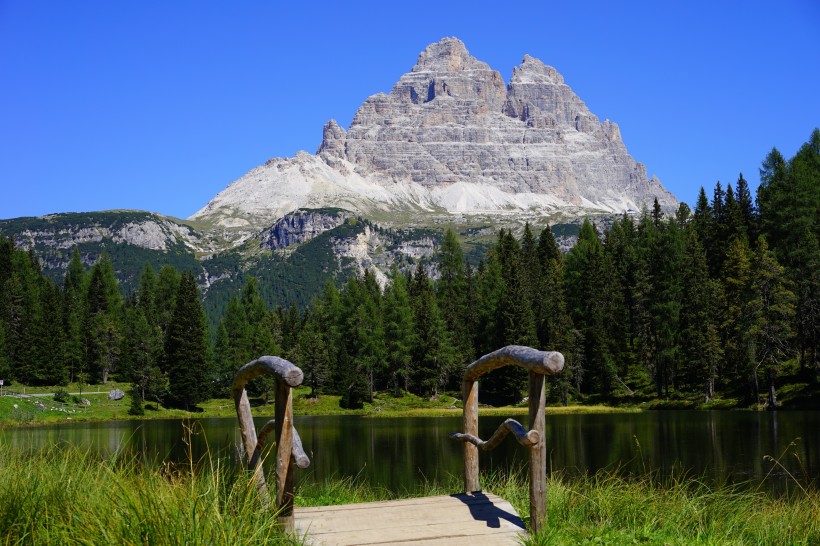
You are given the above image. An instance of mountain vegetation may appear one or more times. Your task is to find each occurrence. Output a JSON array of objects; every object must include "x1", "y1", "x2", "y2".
[{"x1": 0, "y1": 130, "x2": 818, "y2": 411}]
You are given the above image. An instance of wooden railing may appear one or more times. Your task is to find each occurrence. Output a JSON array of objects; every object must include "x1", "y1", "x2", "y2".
[
  {"x1": 232, "y1": 356, "x2": 311, "y2": 531},
  {"x1": 449, "y1": 345, "x2": 564, "y2": 533}
]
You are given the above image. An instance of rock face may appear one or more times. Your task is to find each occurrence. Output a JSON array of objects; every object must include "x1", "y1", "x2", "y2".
[
  {"x1": 192, "y1": 37, "x2": 677, "y2": 229},
  {"x1": 259, "y1": 209, "x2": 351, "y2": 250},
  {"x1": 4, "y1": 212, "x2": 214, "y2": 254}
]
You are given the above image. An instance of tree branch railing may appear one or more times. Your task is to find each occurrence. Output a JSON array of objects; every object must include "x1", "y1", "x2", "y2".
[
  {"x1": 449, "y1": 345, "x2": 564, "y2": 534},
  {"x1": 232, "y1": 356, "x2": 311, "y2": 531}
]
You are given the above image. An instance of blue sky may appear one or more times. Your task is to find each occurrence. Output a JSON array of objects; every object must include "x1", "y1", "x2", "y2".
[{"x1": 1, "y1": 1, "x2": 818, "y2": 220}]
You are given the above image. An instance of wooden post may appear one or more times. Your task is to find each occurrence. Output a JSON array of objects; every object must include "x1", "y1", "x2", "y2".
[
  {"x1": 528, "y1": 371, "x2": 547, "y2": 533},
  {"x1": 462, "y1": 379, "x2": 480, "y2": 493},
  {"x1": 275, "y1": 378, "x2": 295, "y2": 531}
]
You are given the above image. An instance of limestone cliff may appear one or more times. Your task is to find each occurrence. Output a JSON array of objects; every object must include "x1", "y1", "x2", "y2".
[{"x1": 192, "y1": 37, "x2": 677, "y2": 230}]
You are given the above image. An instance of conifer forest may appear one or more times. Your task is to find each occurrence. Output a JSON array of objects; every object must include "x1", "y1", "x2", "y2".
[{"x1": 1, "y1": 130, "x2": 818, "y2": 411}]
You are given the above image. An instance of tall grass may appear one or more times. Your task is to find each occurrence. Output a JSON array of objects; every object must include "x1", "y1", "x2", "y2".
[
  {"x1": 293, "y1": 466, "x2": 819, "y2": 545},
  {"x1": 0, "y1": 430, "x2": 297, "y2": 545},
  {"x1": 2, "y1": 436, "x2": 818, "y2": 545}
]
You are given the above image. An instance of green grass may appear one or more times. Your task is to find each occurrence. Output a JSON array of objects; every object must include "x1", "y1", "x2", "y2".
[
  {"x1": 0, "y1": 386, "x2": 642, "y2": 427},
  {"x1": 1, "y1": 438, "x2": 817, "y2": 546},
  {"x1": 0, "y1": 436, "x2": 297, "y2": 545},
  {"x1": 295, "y1": 468, "x2": 820, "y2": 545}
]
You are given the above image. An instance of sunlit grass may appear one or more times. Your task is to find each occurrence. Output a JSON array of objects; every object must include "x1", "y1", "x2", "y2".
[
  {"x1": 0, "y1": 425, "x2": 297, "y2": 545},
  {"x1": 295, "y1": 466, "x2": 820, "y2": 545},
  {"x1": 2, "y1": 434, "x2": 818, "y2": 546}
]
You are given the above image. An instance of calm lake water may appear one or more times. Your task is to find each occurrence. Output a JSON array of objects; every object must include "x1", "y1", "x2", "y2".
[{"x1": 2, "y1": 411, "x2": 818, "y2": 494}]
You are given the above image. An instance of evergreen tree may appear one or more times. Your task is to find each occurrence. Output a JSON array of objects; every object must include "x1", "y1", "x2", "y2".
[
  {"x1": 241, "y1": 277, "x2": 277, "y2": 358},
  {"x1": 679, "y1": 230, "x2": 722, "y2": 399},
  {"x1": 37, "y1": 281, "x2": 68, "y2": 385},
  {"x1": 476, "y1": 231, "x2": 529, "y2": 405},
  {"x1": 535, "y1": 225, "x2": 563, "y2": 347},
  {"x1": 337, "y1": 277, "x2": 373, "y2": 408},
  {"x1": 602, "y1": 216, "x2": 635, "y2": 384},
  {"x1": 293, "y1": 309, "x2": 330, "y2": 397},
  {"x1": 435, "y1": 229, "x2": 471, "y2": 376},
  {"x1": 410, "y1": 271, "x2": 452, "y2": 397},
  {"x1": 383, "y1": 268, "x2": 415, "y2": 392},
  {"x1": 137, "y1": 263, "x2": 157, "y2": 327},
  {"x1": 3, "y1": 249, "x2": 40, "y2": 383},
  {"x1": 735, "y1": 173, "x2": 756, "y2": 240},
  {"x1": 564, "y1": 220, "x2": 616, "y2": 397},
  {"x1": 164, "y1": 272, "x2": 210, "y2": 410},
  {"x1": 313, "y1": 281, "x2": 343, "y2": 393},
  {"x1": 154, "y1": 265, "x2": 181, "y2": 341},
  {"x1": 757, "y1": 131, "x2": 820, "y2": 376},
  {"x1": 122, "y1": 303, "x2": 165, "y2": 412},
  {"x1": 84, "y1": 254, "x2": 123, "y2": 383},
  {"x1": 63, "y1": 249, "x2": 86, "y2": 383},
  {"x1": 279, "y1": 303, "x2": 301, "y2": 359},
  {"x1": 648, "y1": 219, "x2": 685, "y2": 397},
  {"x1": 724, "y1": 183, "x2": 744, "y2": 242},
  {"x1": 722, "y1": 237, "x2": 757, "y2": 400},
  {"x1": 751, "y1": 237, "x2": 796, "y2": 408}
]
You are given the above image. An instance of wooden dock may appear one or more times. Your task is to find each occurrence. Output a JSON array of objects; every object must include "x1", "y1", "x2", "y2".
[{"x1": 293, "y1": 492, "x2": 526, "y2": 546}]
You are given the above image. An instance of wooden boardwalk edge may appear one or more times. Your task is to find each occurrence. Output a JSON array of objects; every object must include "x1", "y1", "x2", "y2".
[{"x1": 293, "y1": 492, "x2": 527, "y2": 546}]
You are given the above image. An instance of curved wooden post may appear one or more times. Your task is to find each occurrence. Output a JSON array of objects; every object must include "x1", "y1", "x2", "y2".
[
  {"x1": 450, "y1": 345, "x2": 563, "y2": 534},
  {"x1": 232, "y1": 355, "x2": 310, "y2": 532},
  {"x1": 275, "y1": 378, "x2": 295, "y2": 529},
  {"x1": 528, "y1": 370, "x2": 547, "y2": 533}
]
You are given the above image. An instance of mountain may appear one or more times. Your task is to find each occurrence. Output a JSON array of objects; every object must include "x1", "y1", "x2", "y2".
[
  {"x1": 0, "y1": 209, "x2": 450, "y2": 323},
  {"x1": 1, "y1": 37, "x2": 676, "y2": 318},
  {"x1": 191, "y1": 37, "x2": 676, "y2": 233}
]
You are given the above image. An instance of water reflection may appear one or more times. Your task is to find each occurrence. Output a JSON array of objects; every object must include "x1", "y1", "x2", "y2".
[{"x1": 1, "y1": 411, "x2": 817, "y2": 494}]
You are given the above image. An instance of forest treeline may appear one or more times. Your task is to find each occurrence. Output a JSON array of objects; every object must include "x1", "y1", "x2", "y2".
[{"x1": 0, "y1": 129, "x2": 818, "y2": 411}]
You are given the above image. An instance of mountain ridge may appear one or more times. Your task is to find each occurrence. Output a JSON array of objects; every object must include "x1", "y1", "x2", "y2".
[{"x1": 192, "y1": 37, "x2": 676, "y2": 231}]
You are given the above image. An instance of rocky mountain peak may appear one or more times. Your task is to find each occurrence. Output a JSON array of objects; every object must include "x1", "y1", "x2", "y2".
[
  {"x1": 387, "y1": 36, "x2": 506, "y2": 109},
  {"x1": 193, "y1": 37, "x2": 678, "y2": 231},
  {"x1": 412, "y1": 37, "x2": 481, "y2": 73},
  {"x1": 512, "y1": 54, "x2": 564, "y2": 84}
]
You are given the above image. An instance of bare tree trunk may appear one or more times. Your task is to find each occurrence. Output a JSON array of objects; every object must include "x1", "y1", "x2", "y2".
[{"x1": 767, "y1": 369, "x2": 777, "y2": 411}]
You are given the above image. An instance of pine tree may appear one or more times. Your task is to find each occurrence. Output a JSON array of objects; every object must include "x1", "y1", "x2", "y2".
[
  {"x1": 137, "y1": 263, "x2": 157, "y2": 327},
  {"x1": 724, "y1": 183, "x2": 746, "y2": 243},
  {"x1": 751, "y1": 237, "x2": 796, "y2": 409},
  {"x1": 436, "y1": 229, "x2": 471, "y2": 376},
  {"x1": 679, "y1": 229, "x2": 722, "y2": 399},
  {"x1": 62, "y1": 249, "x2": 86, "y2": 383},
  {"x1": 84, "y1": 254, "x2": 123, "y2": 383},
  {"x1": 3, "y1": 249, "x2": 40, "y2": 383},
  {"x1": 564, "y1": 220, "x2": 616, "y2": 397},
  {"x1": 164, "y1": 272, "x2": 210, "y2": 410},
  {"x1": 722, "y1": 237, "x2": 757, "y2": 400},
  {"x1": 410, "y1": 273, "x2": 452, "y2": 397},
  {"x1": 37, "y1": 281, "x2": 68, "y2": 385},
  {"x1": 735, "y1": 173, "x2": 757, "y2": 240},
  {"x1": 122, "y1": 303, "x2": 165, "y2": 413},
  {"x1": 648, "y1": 219, "x2": 685, "y2": 397},
  {"x1": 337, "y1": 277, "x2": 373, "y2": 408},
  {"x1": 313, "y1": 281, "x2": 343, "y2": 392},
  {"x1": 154, "y1": 265, "x2": 181, "y2": 342},
  {"x1": 293, "y1": 309, "x2": 330, "y2": 397},
  {"x1": 383, "y1": 268, "x2": 415, "y2": 392}
]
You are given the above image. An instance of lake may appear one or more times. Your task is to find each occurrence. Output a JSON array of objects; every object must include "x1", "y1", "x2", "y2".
[{"x1": 2, "y1": 411, "x2": 817, "y2": 494}]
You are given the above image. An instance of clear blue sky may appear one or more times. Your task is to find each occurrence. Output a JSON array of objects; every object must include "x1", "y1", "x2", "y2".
[{"x1": 1, "y1": 1, "x2": 818, "y2": 220}]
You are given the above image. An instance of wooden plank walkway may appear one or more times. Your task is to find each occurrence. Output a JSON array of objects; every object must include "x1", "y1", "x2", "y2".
[{"x1": 292, "y1": 492, "x2": 527, "y2": 545}]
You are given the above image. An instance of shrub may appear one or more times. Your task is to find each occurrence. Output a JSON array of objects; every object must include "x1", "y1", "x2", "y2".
[{"x1": 53, "y1": 388, "x2": 69, "y2": 403}]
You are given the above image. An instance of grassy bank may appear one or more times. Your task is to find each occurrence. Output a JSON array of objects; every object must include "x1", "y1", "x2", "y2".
[
  {"x1": 0, "y1": 442, "x2": 294, "y2": 545},
  {"x1": 0, "y1": 386, "x2": 639, "y2": 427},
  {"x1": 1, "y1": 442, "x2": 817, "y2": 545}
]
